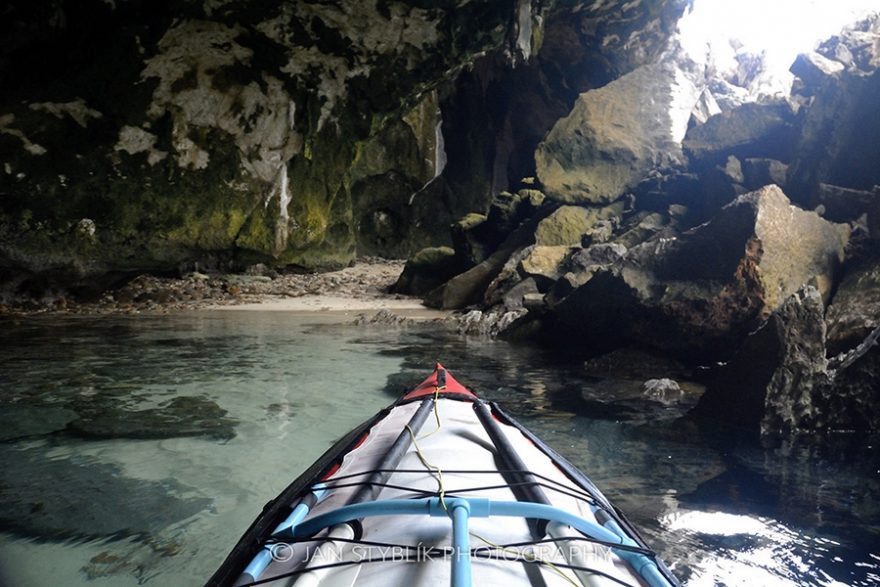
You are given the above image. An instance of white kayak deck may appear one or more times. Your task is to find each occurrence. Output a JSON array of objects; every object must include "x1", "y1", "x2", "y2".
[{"x1": 251, "y1": 398, "x2": 652, "y2": 587}]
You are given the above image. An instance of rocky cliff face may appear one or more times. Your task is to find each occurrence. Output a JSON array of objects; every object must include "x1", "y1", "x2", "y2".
[
  {"x1": 0, "y1": 0, "x2": 688, "y2": 298},
  {"x1": 397, "y1": 12, "x2": 880, "y2": 436}
]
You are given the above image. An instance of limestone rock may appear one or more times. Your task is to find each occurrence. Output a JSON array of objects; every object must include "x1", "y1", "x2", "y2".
[
  {"x1": 826, "y1": 256, "x2": 880, "y2": 355},
  {"x1": 0, "y1": 0, "x2": 546, "y2": 291},
  {"x1": 816, "y1": 14, "x2": 880, "y2": 74},
  {"x1": 790, "y1": 52, "x2": 845, "y2": 91},
  {"x1": 612, "y1": 212, "x2": 671, "y2": 249},
  {"x1": 535, "y1": 62, "x2": 698, "y2": 204},
  {"x1": 484, "y1": 190, "x2": 546, "y2": 242},
  {"x1": 546, "y1": 242, "x2": 628, "y2": 305},
  {"x1": 814, "y1": 183, "x2": 876, "y2": 224},
  {"x1": 695, "y1": 287, "x2": 880, "y2": 435},
  {"x1": 424, "y1": 256, "x2": 504, "y2": 310},
  {"x1": 392, "y1": 246, "x2": 464, "y2": 296},
  {"x1": 553, "y1": 185, "x2": 849, "y2": 357},
  {"x1": 693, "y1": 286, "x2": 831, "y2": 434},
  {"x1": 683, "y1": 102, "x2": 797, "y2": 166},
  {"x1": 689, "y1": 88, "x2": 721, "y2": 127},
  {"x1": 743, "y1": 158, "x2": 788, "y2": 191},
  {"x1": 642, "y1": 378, "x2": 684, "y2": 404},
  {"x1": 519, "y1": 245, "x2": 570, "y2": 285},
  {"x1": 68, "y1": 395, "x2": 237, "y2": 440},
  {"x1": 501, "y1": 277, "x2": 540, "y2": 311},
  {"x1": 483, "y1": 246, "x2": 533, "y2": 307},
  {"x1": 787, "y1": 63, "x2": 880, "y2": 198},
  {"x1": 823, "y1": 326, "x2": 880, "y2": 431},
  {"x1": 451, "y1": 213, "x2": 489, "y2": 266},
  {"x1": 534, "y1": 203, "x2": 623, "y2": 247}
]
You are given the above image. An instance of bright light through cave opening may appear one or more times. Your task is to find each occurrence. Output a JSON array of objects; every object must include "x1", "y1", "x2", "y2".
[{"x1": 678, "y1": 0, "x2": 879, "y2": 97}]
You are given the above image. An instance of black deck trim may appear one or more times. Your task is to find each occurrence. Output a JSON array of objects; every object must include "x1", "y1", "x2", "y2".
[{"x1": 488, "y1": 401, "x2": 682, "y2": 587}]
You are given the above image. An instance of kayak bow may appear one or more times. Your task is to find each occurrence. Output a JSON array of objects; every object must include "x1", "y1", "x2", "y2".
[{"x1": 208, "y1": 364, "x2": 680, "y2": 587}]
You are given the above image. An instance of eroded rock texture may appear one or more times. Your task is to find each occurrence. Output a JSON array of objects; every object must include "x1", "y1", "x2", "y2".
[
  {"x1": 0, "y1": 0, "x2": 690, "y2": 298},
  {"x1": 553, "y1": 186, "x2": 849, "y2": 358},
  {"x1": 696, "y1": 286, "x2": 880, "y2": 435}
]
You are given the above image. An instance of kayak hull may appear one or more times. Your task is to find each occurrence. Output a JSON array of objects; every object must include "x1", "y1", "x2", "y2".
[{"x1": 208, "y1": 365, "x2": 679, "y2": 587}]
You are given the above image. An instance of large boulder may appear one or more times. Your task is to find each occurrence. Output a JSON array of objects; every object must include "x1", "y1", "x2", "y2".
[
  {"x1": 682, "y1": 101, "x2": 798, "y2": 167},
  {"x1": 787, "y1": 16, "x2": 880, "y2": 199},
  {"x1": 519, "y1": 245, "x2": 570, "y2": 286},
  {"x1": 534, "y1": 203, "x2": 623, "y2": 246},
  {"x1": 392, "y1": 246, "x2": 465, "y2": 296},
  {"x1": 695, "y1": 286, "x2": 880, "y2": 435},
  {"x1": 693, "y1": 286, "x2": 830, "y2": 435},
  {"x1": 450, "y1": 190, "x2": 546, "y2": 267},
  {"x1": 546, "y1": 242, "x2": 628, "y2": 304},
  {"x1": 790, "y1": 51, "x2": 845, "y2": 92},
  {"x1": 552, "y1": 185, "x2": 850, "y2": 357},
  {"x1": 535, "y1": 62, "x2": 699, "y2": 204},
  {"x1": 742, "y1": 158, "x2": 788, "y2": 192},
  {"x1": 425, "y1": 216, "x2": 539, "y2": 310},
  {"x1": 822, "y1": 327, "x2": 880, "y2": 432}
]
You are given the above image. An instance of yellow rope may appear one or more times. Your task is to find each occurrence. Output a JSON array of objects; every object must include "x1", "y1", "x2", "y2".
[{"x1": 404, "y1": 384, "x2": 580, "y2": 585}]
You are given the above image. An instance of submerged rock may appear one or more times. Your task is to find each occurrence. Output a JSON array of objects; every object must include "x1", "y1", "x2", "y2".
[
  {"x1": 0, "y1": 447, "x2": 210, "y2": 541},
  {"x1": 68, "y1": 395, "x2": 237, "y2": 440},
  {"x1": 642, "y1": 378, "x2": 684, "y2": 404},
  {"x1": 552, "y1": 185, "x2": 849, "y2": 357},
  {"x1": 0, "y1": 404, "x2": 78, "y2": 441}
]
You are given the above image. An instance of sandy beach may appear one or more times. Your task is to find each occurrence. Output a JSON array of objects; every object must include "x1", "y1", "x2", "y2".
[{"x1": 1, "y1": 258, "x2": 448, "y2": 320}]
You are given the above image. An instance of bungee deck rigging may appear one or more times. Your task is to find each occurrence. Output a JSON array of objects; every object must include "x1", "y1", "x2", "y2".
[{"x1": 208, "y1": 364, "x2": 680, "y2": 587}]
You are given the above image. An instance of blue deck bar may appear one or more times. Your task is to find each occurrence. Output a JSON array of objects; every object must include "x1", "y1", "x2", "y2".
[{"x1": 287, "y1": 497, "x2": 669, "y2": 587}]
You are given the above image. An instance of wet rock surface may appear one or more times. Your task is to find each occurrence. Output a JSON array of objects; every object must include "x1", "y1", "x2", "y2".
[{"x1": 695, "y1": 285, "x2": 880, "y2": 436}]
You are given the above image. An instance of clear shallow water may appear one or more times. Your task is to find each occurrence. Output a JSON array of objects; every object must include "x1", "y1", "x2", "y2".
[{"x1": 0, "y1": 311, "x2": 877, "y2": 586}]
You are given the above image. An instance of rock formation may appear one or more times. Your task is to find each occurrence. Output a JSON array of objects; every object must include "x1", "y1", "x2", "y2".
[
  {"x1": 553, "y1": 185, "x2": 849, "y2": 357},
  {"x1": 0, "y1": 0, "x2": 689, "y2": 298},
  {"x1": 695, "y1": 286, "x2": 880, "y2": 436}
]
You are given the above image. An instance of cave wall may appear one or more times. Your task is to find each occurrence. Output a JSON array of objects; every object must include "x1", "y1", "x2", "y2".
[
  {"x1": 0, "y1": 0, "x2": 541, "y2": 293},
  {"x1": 0, "y1": 0, "x2": 692, "y2": 296}
]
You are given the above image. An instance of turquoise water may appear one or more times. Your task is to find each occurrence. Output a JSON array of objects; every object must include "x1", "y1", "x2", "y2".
[{"x1": 0, "y1": 311, "x2": 877, "y2": 586}]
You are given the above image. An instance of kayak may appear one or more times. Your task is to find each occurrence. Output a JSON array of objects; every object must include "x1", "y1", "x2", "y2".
[{"x1": 208, "y1": 364, "x2": 680, "y2": 587}]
